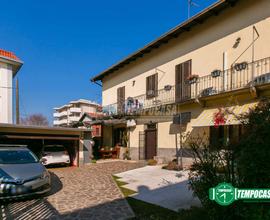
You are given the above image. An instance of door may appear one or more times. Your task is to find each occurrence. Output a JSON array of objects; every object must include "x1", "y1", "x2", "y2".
[
  {"x1": 175, "y1": 60, "x2": 191, "y2": 102},
  {"x1": 145, "y1": 129, "x2": 157, "y2": 159}
]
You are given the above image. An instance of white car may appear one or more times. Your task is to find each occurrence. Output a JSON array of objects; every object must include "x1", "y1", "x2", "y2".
[{"x1": 41, "y1": 145, "x2": 70, "y2": 166}]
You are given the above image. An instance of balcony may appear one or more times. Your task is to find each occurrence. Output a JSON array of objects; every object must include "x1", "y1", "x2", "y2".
[
  {"x1": 53, "y1": 118, "x2": 68, "y2": 126},
  {"x1": 69, "y1": 107, "x2": 81, "y2": 114},
  {"x1": 103, "y1": 57, "x2": 270, "y2": 116},
  {"x1": 53, "y1": 111, "x2": 68, "y2": 118},
  {"x1": 69, "y1": 116, "x2": 81, "y2": 122},
  {"x1": 53, "y1": 112, "x2": 61, "y2": 117}
]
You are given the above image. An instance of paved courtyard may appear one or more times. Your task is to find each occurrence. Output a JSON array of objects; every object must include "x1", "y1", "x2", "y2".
[
  {"x1": 0, "y1": 161, "x2": 144, "y2": 220},
  {"x1": 115, "y1": 165, "x2": 201, "y2": 211}
]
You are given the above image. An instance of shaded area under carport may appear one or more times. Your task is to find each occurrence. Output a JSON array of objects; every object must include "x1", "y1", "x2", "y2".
[{"x1": 0, "y1": 123, "x2": 92, "y2": 166}]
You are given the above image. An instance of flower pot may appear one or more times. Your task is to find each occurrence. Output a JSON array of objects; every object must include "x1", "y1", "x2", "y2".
[
  {"x1": 188, "y1": 78, "x2": 198, "y2": 84},
  {"x1": 211, "y1": 70, "x2": 221, "y2": 78}
]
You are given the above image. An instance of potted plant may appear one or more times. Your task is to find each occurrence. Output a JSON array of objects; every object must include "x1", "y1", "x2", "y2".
[
  {"x1": 187, "y1": 75, "x2": 199, "y2": 84},
  {"x1": 211, "y1": 70, "x2": 221, "y2": 78}
]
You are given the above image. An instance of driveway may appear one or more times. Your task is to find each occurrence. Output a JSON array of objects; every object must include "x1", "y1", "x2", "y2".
[
  {"x1": 0, "y1": 161, "x2": 144, "y2": 220},
  {"x1": 115, "y1": 165, "x2": 201, "y2": 211}
]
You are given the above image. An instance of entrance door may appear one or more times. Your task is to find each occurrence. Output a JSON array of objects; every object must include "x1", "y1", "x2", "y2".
[{"x1": 145, "y1": 129, "x2": 157, "y2": 159}]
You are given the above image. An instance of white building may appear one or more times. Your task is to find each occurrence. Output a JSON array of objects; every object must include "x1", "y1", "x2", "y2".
[
  {"x1": 53, "y1": 99, "x2": 101, "y2": 127},
  {"x1": 0, "y1": 49, "x2": 23, "y2": 124}
]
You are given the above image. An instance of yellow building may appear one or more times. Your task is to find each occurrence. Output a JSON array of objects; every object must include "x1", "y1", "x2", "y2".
[{"x1": 91, "y1": 0, "x2": 270, "y2": 164}]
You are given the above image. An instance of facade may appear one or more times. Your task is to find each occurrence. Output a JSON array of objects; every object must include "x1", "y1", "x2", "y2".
[
  {"x1": 91, "y1": 0, "x2": 270, "y2": 164},
  {"x1": 53, "y1": 99, "x2": 101, "y2": 127},
  {"x1": 0, "y1": 49, "x2": 23, "y2": 124}
]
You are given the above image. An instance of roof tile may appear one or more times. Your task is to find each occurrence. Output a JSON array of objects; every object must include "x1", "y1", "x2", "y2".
[{"x1": 0, "y1": 49, "x2": 20, "y2": 61}]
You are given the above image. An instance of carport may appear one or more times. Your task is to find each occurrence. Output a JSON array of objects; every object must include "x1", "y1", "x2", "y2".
[{"x1": 0, "y1": 123, "x2": 92, "y2": 167}]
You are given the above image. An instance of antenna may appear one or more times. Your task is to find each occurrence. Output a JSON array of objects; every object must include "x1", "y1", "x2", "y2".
[{"x1": 188, "y1": 0, "x2": 200, "y2": 19}]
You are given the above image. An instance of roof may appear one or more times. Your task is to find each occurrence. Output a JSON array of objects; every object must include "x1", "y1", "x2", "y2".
[
  {"x1": 79, "y1": 112, "x2": 104, "y2": 122},
  {"x1": 54, "y1": 99, "x2": 101, "y2": 110},
  {"x1": 69, "y1": 99, "x2": 100, "y2": 106},
  {"x1": 0, "y1": 49, "x2": 23, "y2": 75},
  {"x1": 91, "y1": 0, "x2": 239, "y2": 82},
  {"x1": 0, "y1": 123, "x2": 89, "y2": 134},
  {"x1": 0, "y1": 49, "x2": 21, "y2": 62}
]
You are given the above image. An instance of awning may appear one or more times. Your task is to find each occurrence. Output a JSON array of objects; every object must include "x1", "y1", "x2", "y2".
[
  {"x1": 89, "y1": 119, "x2": 127, "y2": 126},
  {"x1": 192, "y1": 102, "x2": 258, "y2": 127}
]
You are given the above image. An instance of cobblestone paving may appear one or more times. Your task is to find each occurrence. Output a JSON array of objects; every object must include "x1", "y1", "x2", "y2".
[{"x1": 0, "y1": 161, "x2": 144, "y2": 220}]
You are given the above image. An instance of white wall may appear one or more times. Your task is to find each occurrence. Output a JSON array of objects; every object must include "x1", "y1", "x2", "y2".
[{"x1": 0, "y1": 62, "x2": 13, "y2": 123}]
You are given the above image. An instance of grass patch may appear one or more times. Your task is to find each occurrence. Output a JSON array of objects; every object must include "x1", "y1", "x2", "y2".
[
  {"x1": 112, "y1": 175, "x2": 208, "y2": 220},
  {"x1": 112, "y1": 175, "x2": 136, "y2": 197}
]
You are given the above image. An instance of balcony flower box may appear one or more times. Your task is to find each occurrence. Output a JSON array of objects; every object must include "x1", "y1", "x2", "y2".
[
  {"x1": 187, "y1": 75, "x2": 199, "y2": 84},
  {"x1": 211, "y1": 70, "x2": 221, "y2": 78}
]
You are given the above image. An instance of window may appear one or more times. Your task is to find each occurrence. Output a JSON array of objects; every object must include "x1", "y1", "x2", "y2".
[
  {"x1": 0, "y1": 150, "x2": 38, "y2": 164},
  {"x1": 210, "y1": 125, "x2": 245, "y2": 149},
  {"x1": 146, "y1": 73, "x2": 158, "y2": 99}
]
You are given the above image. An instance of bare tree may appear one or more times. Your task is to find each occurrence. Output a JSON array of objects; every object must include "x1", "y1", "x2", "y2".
[{"x1": 20, "y1": 114, "x2": 49, "y2": 126}]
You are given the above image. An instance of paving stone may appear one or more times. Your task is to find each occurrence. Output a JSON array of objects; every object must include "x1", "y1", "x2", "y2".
[{"x1": 0, "y1": 161, "x2": 144, "y2": 220}]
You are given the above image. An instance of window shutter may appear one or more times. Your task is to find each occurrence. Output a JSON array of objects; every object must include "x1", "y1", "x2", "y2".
[
  {"x1": 154, "y1": 73, "x2": 158, "y2": 96},
  {"x1": 175, "y1": 60, "x2": 192, "y2": 102},
  {"x1": 146, "y1": 73, "x2": 158, "y2": 99},
  {"x1": 146, "y1": 76, "x2": 150, "y2": 94},
  {"x1": 175, "y1": 64, "x2": 181, "y2": 102},
  {"x1": 117, "y1": 86, "x2": 125, "y2": 114}
]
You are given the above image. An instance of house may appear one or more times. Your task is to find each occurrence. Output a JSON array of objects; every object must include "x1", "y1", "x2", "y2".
[
  {"x1": 76, "y1": 112, "x2": 103, "y2": 137},
  {"x1": 91, "y1": 0, "x2": 270, "y2": 164},
  {"x1": 53, "y1": 99, "x2": 101, "y2": 127},
  {"x1": 0, "y1": 49, "x2": 23, "y2": 123}
]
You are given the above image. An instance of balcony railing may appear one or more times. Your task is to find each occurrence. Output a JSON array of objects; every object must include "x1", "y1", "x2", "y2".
[
  {"x1": 103, "y1": 57, "x2": 270, "y2": 116},
  {"x1": 69, "y1": 107, "x2": 81, "y2": 114},
  {"x1": 53, "y1": 111, "x2": 68, "y2": 118}
]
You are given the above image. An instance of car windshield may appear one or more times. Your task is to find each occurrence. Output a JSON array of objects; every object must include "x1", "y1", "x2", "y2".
[
  {"x1": 0, "y1": 150, "x2": 38, "y2": 164},
  {"x1": 44, "y1": 146, "x2": 65, "y2": 152}
]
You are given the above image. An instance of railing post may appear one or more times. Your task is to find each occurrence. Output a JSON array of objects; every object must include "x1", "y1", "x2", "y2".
[
  {"x1": 195, "y1": 80, "x2": 198, "y2": 98},
  {"x1": 230, "y1": 68, "x2": 233, "y2": 90},
  {"x1": 252, "y1": 61, "x2": 255, "y2": 82}
]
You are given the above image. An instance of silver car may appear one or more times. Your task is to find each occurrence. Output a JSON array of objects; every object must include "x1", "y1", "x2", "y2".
[{"x1": 0, "y1": 147, "x2": 51, "y2": 200}]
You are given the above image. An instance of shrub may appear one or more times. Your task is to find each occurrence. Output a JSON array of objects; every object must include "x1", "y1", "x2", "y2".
[{"x1": 188, "y1": 99, "x2": 270, "y2": 220}]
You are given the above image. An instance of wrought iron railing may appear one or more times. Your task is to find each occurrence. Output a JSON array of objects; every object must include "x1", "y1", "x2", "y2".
[{"x1": 103, "y1": 57, "x2": 270, "y2": 116}]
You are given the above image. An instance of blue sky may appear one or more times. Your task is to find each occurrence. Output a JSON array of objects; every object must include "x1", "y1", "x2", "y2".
[{"x1": 0, "y1": 0, "x2": 217, "y2": 123}]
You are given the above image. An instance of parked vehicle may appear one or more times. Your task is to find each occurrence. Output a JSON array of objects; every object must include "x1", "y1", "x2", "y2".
[
  {"x1": 0, "y1": 147, "x2": 51, "y2": 200},
  {"x1": 42, "y1": 145, "x2": 70, "y2": 166}
]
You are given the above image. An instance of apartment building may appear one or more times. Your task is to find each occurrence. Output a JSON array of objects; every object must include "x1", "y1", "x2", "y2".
[
  {"x1": 91, "y1": 0, "x2": 270, "y2": 163},
  {"x1": 53, "y1": 99, "x2": 101, "y2": 127},
  {"x1": 0, "y1": 49, "x2": 23, "y2": 124}
]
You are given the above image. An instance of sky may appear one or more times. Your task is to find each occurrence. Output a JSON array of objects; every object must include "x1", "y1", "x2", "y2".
[{"x1": 0, "y1": 0, "x2": 217, "y2": 124}]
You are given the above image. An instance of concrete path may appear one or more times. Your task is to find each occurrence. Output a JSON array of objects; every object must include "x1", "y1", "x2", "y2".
[
  {"x1": 115, "y1": 165, "x2": 201, "y2": 211},
  {"x1": 0, "y1": 161, "x2": 144, "y2": 220}
]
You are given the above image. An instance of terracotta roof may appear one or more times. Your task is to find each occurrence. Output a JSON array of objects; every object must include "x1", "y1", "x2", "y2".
[
  {"x1": 91, "y1": 0, "x2": 239, "y2": 82},
  {"x1": 0, "y1": 49, "x2": 21, "y2": 62}
]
